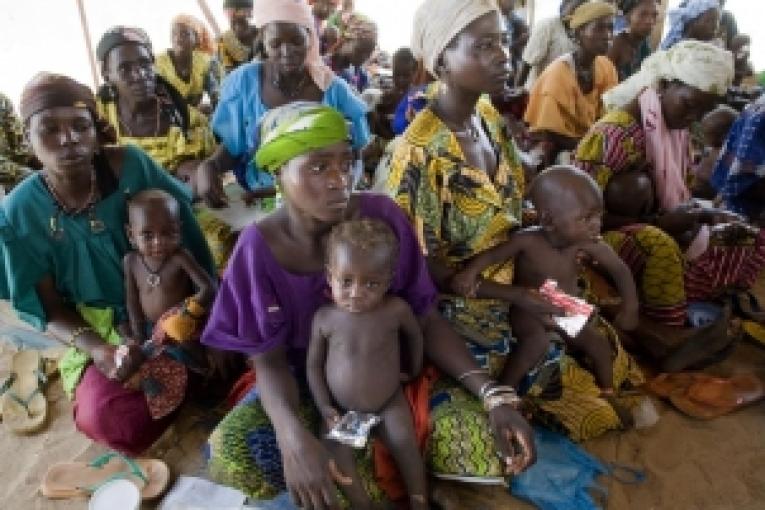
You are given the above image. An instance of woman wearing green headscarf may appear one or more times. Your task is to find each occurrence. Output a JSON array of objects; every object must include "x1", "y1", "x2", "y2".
[{"x1": 201, "y1": 101, "x2": 535, "y2": 507}]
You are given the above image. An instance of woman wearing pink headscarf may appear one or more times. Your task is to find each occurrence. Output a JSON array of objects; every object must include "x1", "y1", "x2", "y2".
[{"x1": 195, "y1": 0, "x2": 370, "y2": 206}]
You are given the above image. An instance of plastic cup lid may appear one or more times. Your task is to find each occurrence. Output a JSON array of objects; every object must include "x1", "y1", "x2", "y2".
[{"x1": 88, "y1": 478, "x2": 140, "y2": 510}]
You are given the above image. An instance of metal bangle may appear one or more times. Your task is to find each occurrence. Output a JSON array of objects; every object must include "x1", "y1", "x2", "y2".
[
  {"x1": 457, "y1": 368, "x2": 489, "y2": 382},
  {"x1": 483, "y1": 385, "x2": 518, "y2": 399},
  {"x1": 483, "y1": 393, "x2": 522, "y2": 412},
  {"x1": 478, "y1": 380, "x2": 497, "y2": 399},
  {"x1": 66, "y1": 326, "x2": 94, "y2": 348}
]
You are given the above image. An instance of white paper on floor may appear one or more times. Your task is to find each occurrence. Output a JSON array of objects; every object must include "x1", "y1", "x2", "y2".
[{"x1": 159, "y1": 476, "x2": 247, "y2": 510}]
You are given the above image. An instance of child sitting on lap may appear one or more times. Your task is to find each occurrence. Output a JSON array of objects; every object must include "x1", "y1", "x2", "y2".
[
  {"x1": 123, "y1": 189, "x2": 216, "y2": 348},
  {"x1": 453, "y1": 166, "x2": 639, "y2": 398},
  {"x1": 307, "y1": 218, "x2": 427, "y2": 510}
]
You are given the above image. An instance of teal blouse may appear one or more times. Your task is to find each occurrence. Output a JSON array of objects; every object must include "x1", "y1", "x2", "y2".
[{"x1": 0, "y1": 144, "x2": 215, "y2": 331}]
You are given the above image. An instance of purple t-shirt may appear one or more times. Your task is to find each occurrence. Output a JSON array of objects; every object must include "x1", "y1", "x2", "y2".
[{"x1": 201, "y1": 193, "x2": 437, "y2": 370}]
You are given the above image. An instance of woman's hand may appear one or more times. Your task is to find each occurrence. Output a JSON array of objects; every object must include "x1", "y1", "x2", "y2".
[
  {"x1": 195, "y1": 159, "x2": 228, "y2": 208},
  {"x1": 280, "y1": 426, "x2": 351, "y2": 510},
  {"x1": 487, "y1": 404, "x2": 536, "y2": 475},
  {"x1": 90, "y1": 344, "x2": 143, "y2": 382}
]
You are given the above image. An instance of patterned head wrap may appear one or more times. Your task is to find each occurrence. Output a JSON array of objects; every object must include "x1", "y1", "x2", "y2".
[
  {"x1": 172, "y1": 14, "x2": 216, "y2": 55},
  {"x1": 411, "y1": 0, "x2": 499, "y2": 77},
  {"x1": 339, "y1": 13, "x2": 377, "y2": 42},
  {"x1": 660, "y1": 0, "x2": 720, "y2": 50},
  {"x1": 254, "y1": 102, "x2": 350, "y2": 172},
  {"x1": 603, "y1": 39, "x2": 733, "y2": 109},
  {"x1": 20, "y1": 73, "x2": 117, "y2": 143},
  {"x1": 568, "y1": 1, "x2": 617, "y2": 31},
  {"x1": 96, "y1": 26, "x2": 153, "y2": 64},
  {"x1": 253, "y1": 0, "x2": 336, "y2": 90}
]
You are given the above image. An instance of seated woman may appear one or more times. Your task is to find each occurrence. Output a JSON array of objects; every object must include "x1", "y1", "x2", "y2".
[
  {"x1": 712, "y1": 94, "x2": 765, "y2": 223},
  {"x1": 660, "y1": 0, "x2": 721, "y2": 50},
  {"x1": 0, "y1": 73, "x2": 214, "y2": 455},
  {"x1": 608, "y1": 0, "x2": 659, "y2": 80},
  {"x1": 155, "y1": 15, "x2": 221, "y2": 110},
  {"x1": 326, "y1": 14, "x2": 379, "y2": 94},
  {"x1": 524, "y1": 1, "x2": 619, "y2": 165},
  {"x1": 575, "y1": 40, "x2": 764, "y2": 371},
  {"x1": 217, "y1": 0, "x2": 258, "y2": 75},
  {"x1": 515, "y1": 0, "x2": 585, "y2": 89},
  {"x1": 195, "y1": 0, "x2": 369, "y2": 207},
  {"x1": 387, "y1": 0, "x2": 642, "y2": 448},
  {"x1": 95, "y1": 26, "x2": 215, "y2": 185},
  {"x1": 201, "y1": 102, "x2": 535, "y2": 505}
]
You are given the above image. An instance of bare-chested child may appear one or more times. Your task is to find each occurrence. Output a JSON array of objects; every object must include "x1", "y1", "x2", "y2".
[
  {"x1": 307, "y1": 218, "x2": 427, "y2": 510},
  {"x1": 123, "y1": 189, "x2": 216, "y2": 345},
  {"x1": 452, "y1": 166, "x2": 639, "y2": 397}
]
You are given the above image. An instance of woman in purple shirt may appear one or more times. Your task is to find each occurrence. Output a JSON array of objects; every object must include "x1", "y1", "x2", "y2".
[{"x1": 202, "y1": 102, "x2": 535, "y2": 508}]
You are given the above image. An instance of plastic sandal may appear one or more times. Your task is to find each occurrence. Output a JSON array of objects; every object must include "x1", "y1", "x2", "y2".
[
  {"x1": 41, "y1": 451, "x2": 170, "y2": 500},
  {"x1": 669, "y1": 373, "x2": 764, "y2": 420},
  {"x1": 1, "y1": 350, "x2": 48, "y2": 433}
]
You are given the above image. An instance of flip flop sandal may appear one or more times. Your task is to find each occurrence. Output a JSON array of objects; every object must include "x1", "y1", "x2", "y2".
[
  {"x1": 742, "y1": 320, "x2": 765, "y2": 348},
  {"x1": 734, "y1": 292, "x2": 765, "y2": 322},
  {"x1": 1, "y1": 350, "x2": 49, "y2": 434},
  {"x1": 669, "y1": 373, "x2": 765, "y2": 420},
  {"x1": 644, "y1": 372, "x2": 714, "y2": 399},
  {"x1": 41, "y1": 451, "x2": 170, "y2": 500}
]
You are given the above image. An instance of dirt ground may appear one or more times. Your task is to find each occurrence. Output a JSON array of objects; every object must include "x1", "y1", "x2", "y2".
[{"x1": 1, "y1": 336, "x2": 763, "y2": 510}]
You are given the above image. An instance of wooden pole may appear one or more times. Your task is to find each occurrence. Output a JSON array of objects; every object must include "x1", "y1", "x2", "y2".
[
  {"x1": 75, "y1": 0, "x2": 100, "y2": 89},
  {"x1": 197, "y1": 0, "x2": 222, "y2": 39}
]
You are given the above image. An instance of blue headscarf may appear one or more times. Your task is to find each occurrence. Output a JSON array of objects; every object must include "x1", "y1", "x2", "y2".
[{"x1": 660, "y1": 0, "x2": 720, "y2": 50}]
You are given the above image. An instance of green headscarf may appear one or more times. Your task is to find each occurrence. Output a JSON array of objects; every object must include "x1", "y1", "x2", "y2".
[{"x1": 254, "y1": 102, "x2": 350, "y2": 172}]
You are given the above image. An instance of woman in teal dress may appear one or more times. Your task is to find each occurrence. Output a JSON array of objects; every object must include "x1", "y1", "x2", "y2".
[{"x1": 0, "y1": 73, "x2": 214, "y2": 455}]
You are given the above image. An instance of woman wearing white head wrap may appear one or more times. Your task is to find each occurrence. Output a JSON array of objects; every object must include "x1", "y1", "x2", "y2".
[
  {"x1": 574, "y1": 40, "x2": 764, "y2": 371},
  {"x1": 384, "y1": 0, "x2": 645, "y2": 475},
  {"x1": 660, "y1": 0, "x2": 721, "y2": 50}
]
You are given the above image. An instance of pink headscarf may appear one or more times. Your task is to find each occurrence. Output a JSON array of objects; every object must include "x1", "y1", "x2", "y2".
[
  {"x1": 639, "y1": 87, "x2": 691, "y2": 212},
  {"x1": 252, "y1": 0, "x2": 336, "y2": 91}
]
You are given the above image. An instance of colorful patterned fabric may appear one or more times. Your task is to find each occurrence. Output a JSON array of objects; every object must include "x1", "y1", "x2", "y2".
[
  {"x1": 385, "y1": 99, "x2": 642, "y2": 442},
  {"x1": 97, "y1": 80, "x2": 215, "y2": 173},
  {"x1": 207, "y1": 387, "x2": 386, "y2": 503},
  {"x1": 0, "y1": 93, "x2": 31, "y2": 192},
  {"x1": 576, "y1": 109, "x2": 765, "y2": 325},
  {"x1": 216, "y1": 29, "x2": 254, "y2": 74},
  {"x1": 155, "y1": 50, "x2": 220, "y2": 106},
  {"x1": 711, "y1": 98, "x2": 765, "y2": 217},
  {"x1": 255, "y1": 102, "x2": 349, "y2": 173}
]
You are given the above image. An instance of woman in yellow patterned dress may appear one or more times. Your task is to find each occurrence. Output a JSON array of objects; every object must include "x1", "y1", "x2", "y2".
[
  {"x1": 155, "y1": 15, "x2": 221, "y2": 109},
  {"x1": 575, "y1": 40, "x2": 765, "y2": 370},
  {"x1": 386, "y1": 0, "x2": 643, "y2": 448},
  {"x1": 96, "y1": 27, "x2": 232, "y2": 271}
]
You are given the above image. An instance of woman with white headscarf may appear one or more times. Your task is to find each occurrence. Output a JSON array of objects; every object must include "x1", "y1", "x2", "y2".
[
  {"x1": 575, "y1": 40, "x2": 764, "y2": 371},
  {"x1": 386, "y1": 0, "x2": 644, "y2": 469},
  {"x1": 661, "y1": 0, "x2": 722, "y2": 50}
]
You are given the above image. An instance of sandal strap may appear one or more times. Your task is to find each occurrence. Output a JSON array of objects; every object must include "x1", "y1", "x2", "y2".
[
  {"x1": 88, "y1": 452, "x2": 149, "y2": 484},
  {"x1": 7, "y1": 386, "x2": 42, "y2": 414},
  {"x1": 0, "y1": 374, "x2": 15, "y2": 396}
]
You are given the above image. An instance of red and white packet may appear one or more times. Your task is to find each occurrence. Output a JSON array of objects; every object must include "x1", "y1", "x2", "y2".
[{"x1": 538, "y1": 279, "x2": 594, "y2": 337}]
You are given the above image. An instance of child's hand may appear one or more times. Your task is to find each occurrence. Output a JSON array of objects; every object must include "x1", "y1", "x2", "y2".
[
  {"x1": 451, "y1": 270, "x2": 480, "y2": 298},
  {"x1": 320, "y1": 405, "x2": 341, "y2": 427},
  {"x1": 615, "y1": 305, "x2": 639, "y2": 331}
]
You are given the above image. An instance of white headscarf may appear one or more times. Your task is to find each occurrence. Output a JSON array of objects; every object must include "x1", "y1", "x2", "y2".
[
  {"x1": 603, "y1": 39, "x2": 733, "y2": 110},
  {"x1": 411, "y1": 0, "x2": 499, "y2": 77},
  {"x1": 660, "y1": 0, "x2": 720, "y2": 50}
]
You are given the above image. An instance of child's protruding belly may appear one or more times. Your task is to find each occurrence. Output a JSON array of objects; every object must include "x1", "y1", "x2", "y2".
[{"x1": 325, "y1": 348, "x2": 401, "y2": 413}]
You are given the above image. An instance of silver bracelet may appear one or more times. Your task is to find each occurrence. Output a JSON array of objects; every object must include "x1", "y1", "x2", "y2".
[
  {"x1": 483, "y1": 385, "x2": 518, "y2": 399},
  {"x1": 478, "y1": 380, "x2": 497, "y2": 399},
  {"x1": 457, "y1": 368, "x2": 489, "y2": 382}
]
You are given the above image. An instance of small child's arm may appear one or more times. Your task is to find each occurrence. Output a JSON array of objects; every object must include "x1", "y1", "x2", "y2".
[
  {"x1": 176, "y1": 248, "x2": 218, "y2": 309},
  {"x1": 452, "y1": 235, "x2": 526, "y2": 297},
  {"x1": 122, "y1": 254, "x2": 147, "y2": 343},
  {"x1": 306, "y1": 311, "x2": 339, "y2": 425},
  {"x1": 394, "y1": 298, "x2": 424, "y2": 381},
  {"x1": 582, "y1": 241, "x2": 639, "y2": 330}
]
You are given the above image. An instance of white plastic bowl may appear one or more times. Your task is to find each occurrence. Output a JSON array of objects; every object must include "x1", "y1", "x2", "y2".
[{"x1": 88, "y1": 478, "x2": 140, "y2": 510}]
